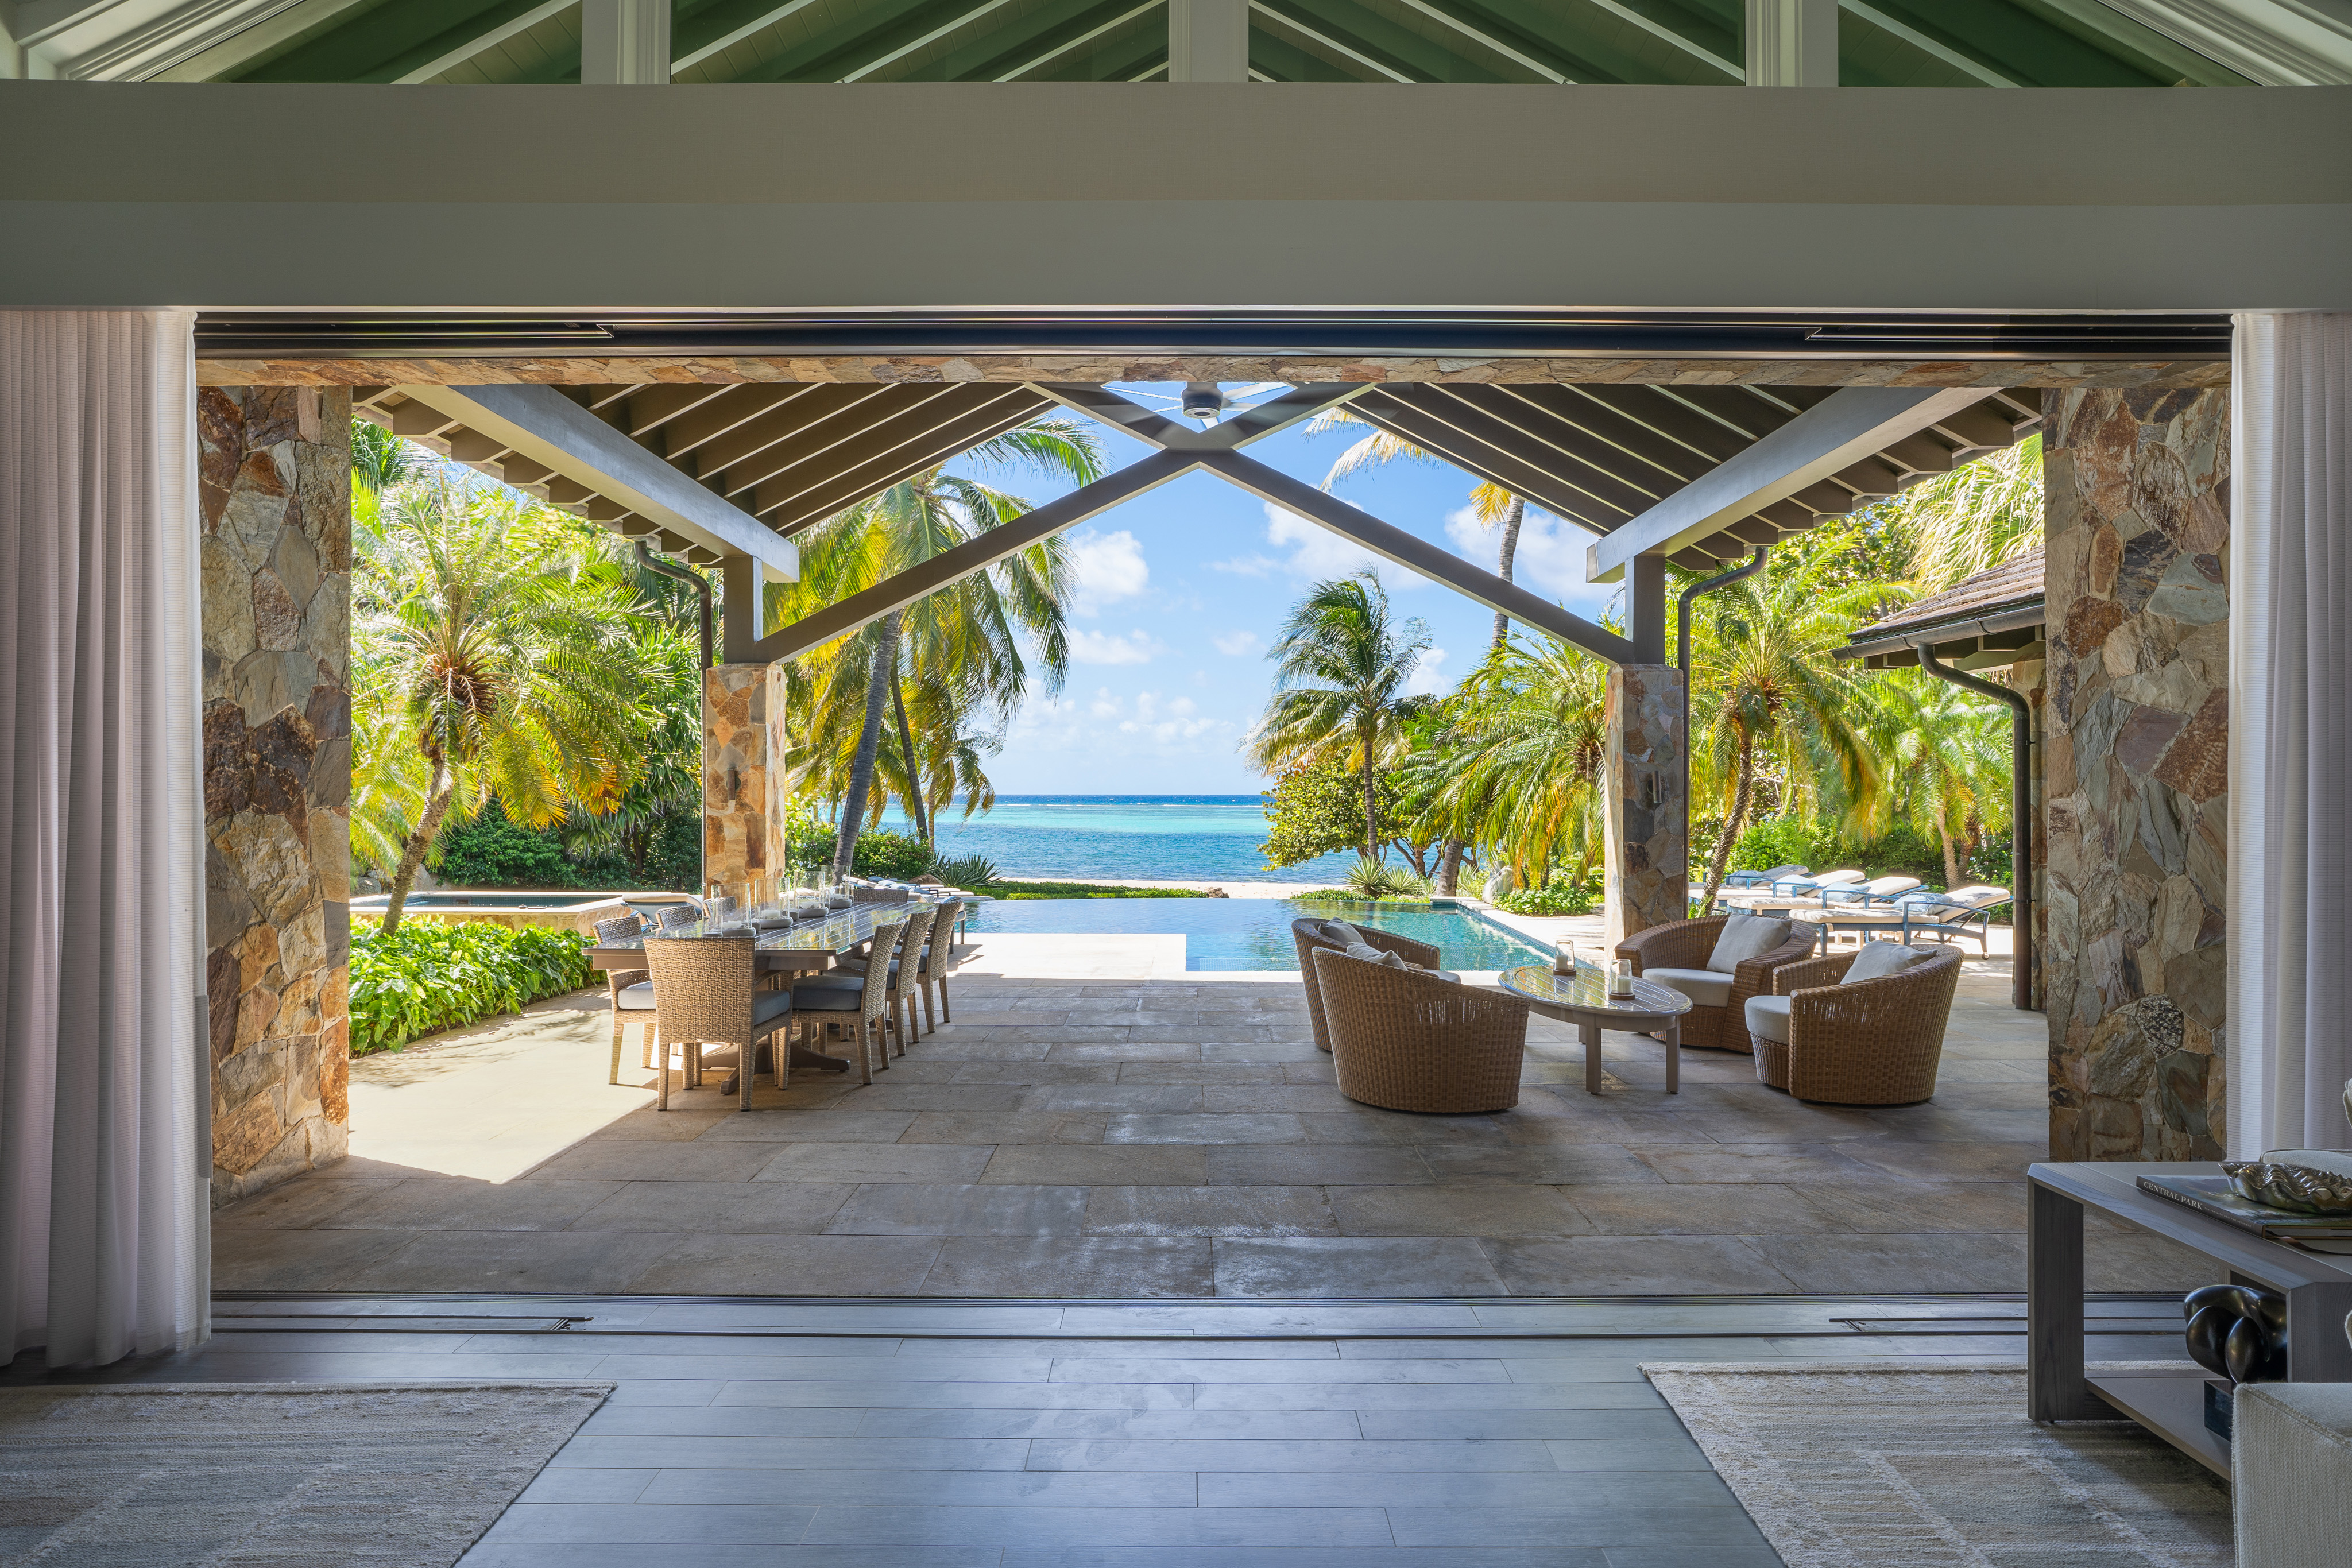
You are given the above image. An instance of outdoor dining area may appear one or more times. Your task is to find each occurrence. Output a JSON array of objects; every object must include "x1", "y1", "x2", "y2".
[{"x1": 589, "y1": 879, "x2": 980, "y2": 1112}]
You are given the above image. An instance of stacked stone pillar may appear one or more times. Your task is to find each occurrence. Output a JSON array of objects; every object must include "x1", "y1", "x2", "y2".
[
  {"x1": 1601, "y1": 664, "x2": 1688, "y2": 946},
  {"x1": 701, "y1": 663, "x2": 769, "y2": 895}
]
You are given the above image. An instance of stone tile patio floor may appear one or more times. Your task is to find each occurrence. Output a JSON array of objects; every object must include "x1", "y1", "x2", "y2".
[{"x1": 215, "y1": 936, "x2": 2207, "y2": 1298}]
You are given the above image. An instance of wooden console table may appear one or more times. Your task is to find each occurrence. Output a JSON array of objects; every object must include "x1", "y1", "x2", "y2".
[{"x1": 2028, "y1": 1160, "x2": 2352, "y2": 1477}]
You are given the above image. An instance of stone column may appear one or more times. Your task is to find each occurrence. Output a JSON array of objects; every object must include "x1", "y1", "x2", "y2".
[
  {"x1": 764, "y1": 660, "x2": 795, "y2": 876},
  {"x1": 199, "y1": 386, "x2": 353, "y2": 1205},
  {"x1": 702, "y1": 663, "x2": 768, "y2": 895},
  {"x1": 1601, "y1": 664, "x2": 1688, "y2": 946},
  {"x1": 2044, "y1": 388, "x2": 2229, "y2": 1161}
]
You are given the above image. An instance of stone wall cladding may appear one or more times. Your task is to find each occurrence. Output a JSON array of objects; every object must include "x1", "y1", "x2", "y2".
[
  {"x1": 1601, "y1": 665, "x2": 1688, "y2": 946},
  {"x1": 2044, "y1": 388, "x2": 2229, "y2": 1161},
  {"x1": 199, "y1": 385, "x2": 353, "y2": 1205},
  {"x1": 702, "y1": 663, "x2": 767, "y2": 894}
]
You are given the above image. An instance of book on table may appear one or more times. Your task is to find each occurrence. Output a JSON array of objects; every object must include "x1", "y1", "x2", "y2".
[{"x1": 2137, "y1": 1173, "x2": 2352, "y2": 1249}]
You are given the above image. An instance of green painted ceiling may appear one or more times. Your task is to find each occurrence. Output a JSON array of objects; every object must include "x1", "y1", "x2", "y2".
[{"x1": 203, "y1": 0, "x2": 2251, "y2": 87}]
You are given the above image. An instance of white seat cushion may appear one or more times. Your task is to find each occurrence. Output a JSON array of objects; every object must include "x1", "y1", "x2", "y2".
[
  {"x1": 1744, "y1": 994, "x2": 1793, "y2": 1044},
  {"x1": 616, "y1": 981, "x2": 657, "y2": 1010},
  {"x1": 1707, "y1": 914, "x2": 1793, "y2": 971},
  {"x1": 1645, "y1": 967, "x2": 1735, "y2": 1008},
  {"x1": 1844, "y1": 942, "x2": 1927, "y2": 984}
]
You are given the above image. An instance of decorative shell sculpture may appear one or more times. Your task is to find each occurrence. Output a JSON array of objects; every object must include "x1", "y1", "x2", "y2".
[{"x1": 2223, "y1": 1159, "x2": 2352, "y2": 1214}]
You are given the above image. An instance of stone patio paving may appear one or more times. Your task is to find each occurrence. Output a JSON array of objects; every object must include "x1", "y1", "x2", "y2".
[{"x1": 215, "y1": 931, "x2": 2205, "y2": 1298}]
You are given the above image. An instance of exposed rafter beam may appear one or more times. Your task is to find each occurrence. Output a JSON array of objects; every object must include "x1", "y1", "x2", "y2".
[
  {"x1": 1248, "y1": 1, "x2": 1415, "y2": 80},
  {"x1": 1588, "y1": 386, "x2": 2001, "y2": 583},
  {"x1": 672, "y1": 0, "x2": 825, "y2": 73},
  {"x1": 2085, "y1": 0, "x2": 2352, "y2": 85},
  {"x1": 393, "y1": 0, "x2": 574, "y2": 83},
  {"x1": 1585, "y1": 0, "x2": 1740, "y2": 78},
  {"x1": 1843, "y1": 1, "x2": 2020, "y2": 86},
  {"x1": 842, "y1": 0, "x2": 1025, "y2": 79},
  {"x1": 401, "y1": 382, "x2": 798, "y2": 582},
  {"x1": 969, "y1": 0, "x2": 1159, "y2": 80},
  {"x1": 1385, "y1": 0, "x2": 1570, "y2": 80}
]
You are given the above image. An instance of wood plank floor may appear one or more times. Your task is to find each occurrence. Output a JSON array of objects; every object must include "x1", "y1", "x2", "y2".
[{"x1": 40, "y1": 1292, "x2": 2192, "y2": 1566}]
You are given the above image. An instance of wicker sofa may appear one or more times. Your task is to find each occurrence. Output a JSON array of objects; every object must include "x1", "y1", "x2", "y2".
[
  {"x1": 1309, "y1": 946, "x2": 1530, "y2": 1113},
  {"x1": 1612, "y1": 915, "x2": 1816, "y2": 1053},
  {"x1": 1293, "y1": 917, "x2": 1442, "y2": 1054},
  {"x1": 1744, "y1": 943, "x2": 1963, "y2": 1105}
]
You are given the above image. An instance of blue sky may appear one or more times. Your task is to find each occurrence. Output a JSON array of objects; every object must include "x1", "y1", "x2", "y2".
[{"x1": 949, "y1": 384, "x2": 1626, "y2": 795}]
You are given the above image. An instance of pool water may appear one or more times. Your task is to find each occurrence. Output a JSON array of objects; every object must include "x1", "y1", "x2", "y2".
[
  {"x1": 962, "y1": 897, "x2": 1550, "y2": 972},
  {"x1": 354, "y1": 893, "x2": 617, "y2": 911}
]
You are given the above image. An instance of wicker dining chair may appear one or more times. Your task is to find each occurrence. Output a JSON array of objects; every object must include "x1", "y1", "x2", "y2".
[
  {"x1": 915, "y1": 907, "x2": 960, "y2": 1032},
  {"x1": 1309, "y1": 946, "x2": 1530, "y2": 1113},
  {"x1": 638, "y1": 935, "x2": 793, "y2": 1112},
  {"x1": 595, "y1": 912, "x2": 657, "y2": 1085},
  {"x1": 790, "y1": 916, "x2": 906, "y2": 1082},
  {"x1": 1746, "y1": 942, "x2": 1964, "y2": 1105},
  {"x1": 655, "y1": 903, "x2": 701, "y2": 932},
  {"x1": 1291, "y1": 917, "x2": 1442, "y2": 1054},
  {"x1": 1614, "y1": 915, "x2": 1816, "y2": 1054},
  {"x1": 883, "y1": 905, "x2": 937, "y2": 1059}
]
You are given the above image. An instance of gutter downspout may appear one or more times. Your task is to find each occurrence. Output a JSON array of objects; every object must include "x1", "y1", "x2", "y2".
[
  {"x1": 1914, "y1": 638, "x2": 2034, "y2": 1012},
  {"x1": 1678, "y1": 548, "x2": 1767, "y2": 912},
  {"x1": 635, "y1": 540, "x2": 714, "y2": 671}
]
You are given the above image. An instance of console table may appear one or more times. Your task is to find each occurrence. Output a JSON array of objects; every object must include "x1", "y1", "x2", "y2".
[{"x1": 2028, "y1": 1160, "x2": 2352, "y2": 1477}]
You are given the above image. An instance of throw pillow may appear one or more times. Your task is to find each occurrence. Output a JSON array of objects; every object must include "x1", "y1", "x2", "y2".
[
  {"x1": 1843, "y1": 941, "x2": 1927, "y2": 984},
  {"x1": 1707, "y1": 913, "x2": 1793, "y2": 973},
  {"x1": 1321, "y1": 920, "x2": 1368, "y2": 948}
]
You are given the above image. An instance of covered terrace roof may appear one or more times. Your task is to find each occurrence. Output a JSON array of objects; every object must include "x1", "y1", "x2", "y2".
[{"x1": 1838, "y1": 547, "x2": 2048, "y2": 671}]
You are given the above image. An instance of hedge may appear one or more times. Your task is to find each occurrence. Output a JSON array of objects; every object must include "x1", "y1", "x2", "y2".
[{"x1": 350, "y1": 919, "x2": 593, "y2": 1055}]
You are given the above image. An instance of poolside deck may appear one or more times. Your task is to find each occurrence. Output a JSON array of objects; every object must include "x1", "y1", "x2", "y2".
[{"x1": 216, "y1": 931, "x2": 2203, "y2": 1299}]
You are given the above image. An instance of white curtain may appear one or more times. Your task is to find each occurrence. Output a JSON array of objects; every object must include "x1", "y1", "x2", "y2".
[
  {"x1": 0, "y1": 311, "x2": 208, "y2": 1366},
  {"x1": 2229, "y1": 312, "x2": 2352, "y2": 1157}
]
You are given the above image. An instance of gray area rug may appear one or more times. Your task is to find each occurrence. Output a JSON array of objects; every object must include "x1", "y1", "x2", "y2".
[
  {"x1": 1645, "y1": 1361, "x2": 2231, "y2": 1568},
  {"x1": 0, "y1": 1381, "x2": 610, "y2": 1566}
]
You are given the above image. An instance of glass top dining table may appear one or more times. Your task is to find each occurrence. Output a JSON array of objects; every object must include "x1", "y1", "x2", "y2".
[{"x1": 585, "y1": 894, "x2": 972, "y2": 977}]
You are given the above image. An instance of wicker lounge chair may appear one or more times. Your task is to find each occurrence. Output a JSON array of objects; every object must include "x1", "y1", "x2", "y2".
[
  {"x1": 639, "y1": 935, "x2": 794, "y2": 1112},
  {"x1": 1613, "y1": 914, "x2": 1816, "y2": 1053},
  {"x1": 1292, "y1": 917, "x2": 1442, "y2": 1054},
  {"x1": 1309, "y1": 945, "x2": 1530, "y2": 1113},
  {"x1": 1743, "y1": 941, "x2": 1963, "y2": 1104}
]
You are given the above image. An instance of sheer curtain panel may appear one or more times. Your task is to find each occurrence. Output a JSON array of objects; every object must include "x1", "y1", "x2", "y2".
[
  {"x1": 2229, "y1": 312, "x2": 2352, "y2": 1157},
  {"x1": 0, "y1": 311, "x2": 208, "y2": 1366}
]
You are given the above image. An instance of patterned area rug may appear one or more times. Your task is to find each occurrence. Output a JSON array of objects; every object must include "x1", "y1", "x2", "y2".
[
  {"x1": 0, "y1": 1381, "x2": 610, "y2": 1566},
  {"x1": 1644, "y1": 1362, "x2": 2231, "y2": 1568}
]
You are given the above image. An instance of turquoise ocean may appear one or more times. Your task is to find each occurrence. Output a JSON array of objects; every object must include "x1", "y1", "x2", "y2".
[{"x1": 873, "y1": 795, "x2": 1363, "y2": 884}]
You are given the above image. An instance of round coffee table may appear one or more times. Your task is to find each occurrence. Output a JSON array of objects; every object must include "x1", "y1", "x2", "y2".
[{"x1": 1497, "y1": 962, "x2": 1695, "y2": 1095}]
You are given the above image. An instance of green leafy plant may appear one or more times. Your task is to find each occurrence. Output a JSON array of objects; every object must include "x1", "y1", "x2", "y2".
[
  {"x1": 930, "y1": 853, "x2": 999, "y2": 887},
  {"x1": 986, "y1": 880, "x2": 1210, "y2": 900},
  {"x1": 1258, "y1": 758, "x2": 1406, "y2": 870},
  {"x1": 1343, "y1": 856, "x2": 1430, "y2": 900},
  {"x1": 850, "y1": 829, "x2": 935, "y2": 880},
  {"x1": 1496, "y1": 872, "x2": 1596, "y2": 916},
  {"x1": 349, "y1": 919, "x2": 592, "y2": 1055}
]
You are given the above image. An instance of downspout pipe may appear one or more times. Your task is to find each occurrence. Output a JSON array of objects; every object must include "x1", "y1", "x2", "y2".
[
  {"x1": 635, "y1": 540, "x2": 713, "y2": 671},
  {"x1": 1678, "y1": 548, "x2": 1767, "y2": 912},
  {"x1": 1913, "y1": 638, "x2": 2034, "y2": 1012}
]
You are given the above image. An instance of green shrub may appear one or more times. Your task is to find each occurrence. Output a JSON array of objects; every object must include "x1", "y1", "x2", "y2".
[
  {"x1": 1968, "y1": 834, "x2": 2013, "y2": 890},
  {"x1": 850, "y1": 830, "x2": 935, "y2": 880},
  {"x1": 1496, "y1": 872, "x2": 1596, "y2": 916},
  {"x1": 1342, "y1": 856, "x2": 1430, "y2": 899},
  {"x1": 349, "y1": 919, "x2": 592, "y2": 1055},
  {"x1": 987, "y1": 880, "x2": 1211, "y2": 899},
  {"x1": 931, "y1": 853, "x2": 998, "y2": 887},
  {"x1": 432, "y1": 800, "x2": 582, "y2": 889}
]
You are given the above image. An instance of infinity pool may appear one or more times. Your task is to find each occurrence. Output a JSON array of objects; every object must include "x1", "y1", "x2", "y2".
[{"x1": 962, "y1": 897, "x2": 1549, "y2": 972}]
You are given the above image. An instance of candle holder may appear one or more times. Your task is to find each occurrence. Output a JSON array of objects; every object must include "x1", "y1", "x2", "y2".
[{"x1": 1609, "y1": 958, "x2": 1637, "y2": 999}]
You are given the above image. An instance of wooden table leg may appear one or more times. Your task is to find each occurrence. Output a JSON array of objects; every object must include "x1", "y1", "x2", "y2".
[
  {"x1": 1665, "y1": 1014, "x2": 1680, "y2": 1095},
  {"x1": 2029, "y1": 1179, "x2": 2107, "y2": 1420},
  {"x1": 1583, "y1": 1019, "x2": 1604, "y2": 1095}
]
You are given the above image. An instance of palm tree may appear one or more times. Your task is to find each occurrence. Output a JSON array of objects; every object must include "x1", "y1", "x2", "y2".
[
  {"x1": 1249, "y1": 574, "x2": 1432, "y2": 861},
  {"x1": 1880, "y1": 435, "x2": 2044, "y2": 591},
  {"x1": 1403, "y1": 633, "x2": 1610, "y2": 886},
  {"x1": 772, "y1": 420, "x2": 1105, "y2": 876},
  {"x1": 350, "y1": 417, "x2": 420, "y2": 495},
  {"x1": 1315, "y1": 407, "x2": 1530, "y2": 653},
  {"x1": 357, "y1": 479, "x2": 651, "y2": 931},
  {"x1": 1858, "y1": 671, "x2": 2013, "y2": 885},
  {"x1": 1687, "y1": 548, "x2": 1893, "y2": 909}
]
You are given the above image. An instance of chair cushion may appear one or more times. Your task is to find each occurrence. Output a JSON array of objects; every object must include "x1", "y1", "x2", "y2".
[
  {"x1": 1707, "y1": 914, "x2": 1793, "y2": 972},
  {"x1": 1843, "y1": 942, "x2": 1927, "y2": 984},
  {"x1": 1344, "y1": 942, "x2": 1457, "y2": 984},
  {"x1": 1744, "y1": 994, "x2": 1793, "y2": 1045},
  {"x1": 792, "y1": 977, "x2": 864, "y2": 1008},
  {"x1": 1644, "y1": 967, "x2": 1735, "y2": 1008},
  {"x1": 615, "y1": 981, "x2": 657, "y2": 1011},
  {"x1": 752, "y1": 991, "x2": 793, "y2": 1028},
  {"x1": 1320, "y1": 920, "x2": 1368, "y2": 948}
]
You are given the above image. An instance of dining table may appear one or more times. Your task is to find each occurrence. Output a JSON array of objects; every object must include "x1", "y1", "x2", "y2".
[{"x1": 587, "y1": 893, "x2": 973, "y2": 1076}]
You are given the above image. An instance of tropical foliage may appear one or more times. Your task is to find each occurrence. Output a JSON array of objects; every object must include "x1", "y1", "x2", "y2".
[{"x1": 349, "y1": 919, "x2": 590, "y2": 1055}]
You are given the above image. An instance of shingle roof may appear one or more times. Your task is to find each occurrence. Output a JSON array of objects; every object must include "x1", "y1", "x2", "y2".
[{"x1": 1852, "y1": 548, "x2": 2045, "y2": 641}]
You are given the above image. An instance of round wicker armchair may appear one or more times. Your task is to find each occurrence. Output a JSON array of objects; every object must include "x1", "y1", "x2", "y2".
[
  {"x1": 1614, "y1": 914, "x2": 1817, "y2": 1054},
  {"x1": 1309, "y1": 946, "x2": 1530, "y2": 1113},
  {"x1": 1293, "y1": 917, "x2": 1442, "y2": 1054},
  {"x1": 1748, "y1": 943, "x2": 1963, "y2": 1105}
]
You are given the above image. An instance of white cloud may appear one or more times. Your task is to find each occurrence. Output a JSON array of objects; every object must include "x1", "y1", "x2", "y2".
[
  {"x1": 1407, "y1": 646, "x2": 1449, "y2": 696},
  {"x1": 1065, "y1": 528, "x2": 1149, "y2": 616},
  {"x1": 1088, "y1": 688, "x2": 1123, "y2": 718},
  {"x1": 1209, "y1": 553, "x2": 1279, "y2": 577},
  {"x1": 1446, "y1": 500, "x2": 1599, "y2": 600},
  {"x1": 1119, "y1": 689, "x2": 1221, "y2": 743},
  {"x1": 1069, "y1": 629, "x2": 1162, "y2": 665},
  {"x1": 1258, "y1": 502, "x2": 1430, "y2": 589},
  {"x1": 1212, "y1": 629, "x2": 1263, "y2": 656}
]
